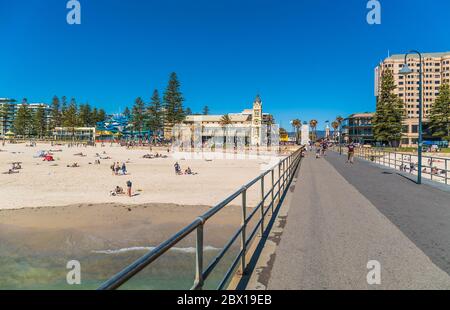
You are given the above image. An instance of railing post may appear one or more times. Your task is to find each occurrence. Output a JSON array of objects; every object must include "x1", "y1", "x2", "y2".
[
  {"x1": 446, "y1": 159, "x2": 448, "y2": 185},
  {"x1": 240, "y1": 188, "x2": 247, "y2": 275},
  {"x1": 260, "y1": 176, "x2": 265, "y2": 237},
  {"x1": 271, "y1": 169, "x2": 275, "y2": 214},
  {"x1": 194, "y1": 224, "x2": 204, "y2": 290},
  {"x1": 278, "y1": 162, "x2": 281, "y2": 203}
]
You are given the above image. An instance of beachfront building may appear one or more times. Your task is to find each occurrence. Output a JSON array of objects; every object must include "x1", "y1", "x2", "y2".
[
  {"x1": 95, "y1": 114, "x2": 132, "y2": 141},
  {"x1": 53, "y1": 127, "x2": 96, "y2": 142},
  {"x1": 342, "y1": 113, "x2": 375, "y2": 145},
  {"x1": 1, "y1": 99, "x2": 52, "y2": 137},
  {"x1": 181, "y1": 95, "x2": 274, "y2": 146},
  {"x1": 375, "y1": 51, "x2": 450, "y2": 146},
  {"x1": 0, "y1": 98, "x2": 17, "y2": 137}
]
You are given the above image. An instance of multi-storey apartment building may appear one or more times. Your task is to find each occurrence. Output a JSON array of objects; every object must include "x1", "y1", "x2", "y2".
[
  {"x1": 376, "y1": 51, "x2": 450, "y2": 146},
  {"x1": 342, "y1": 113, "x2": 375, "y2": 145},
  {"x1": 0, "y1": 99, "x2": 52, "y2": 137},
  {"x1": 0, "y1": 98, "x2": 17, "y2": 136}
]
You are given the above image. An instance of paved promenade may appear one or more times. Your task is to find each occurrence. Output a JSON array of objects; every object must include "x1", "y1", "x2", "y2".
[{"x1": 247, "y1": 151, "x2": 450, "y2": 290}]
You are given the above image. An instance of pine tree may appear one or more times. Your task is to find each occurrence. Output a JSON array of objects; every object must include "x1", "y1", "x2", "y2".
[
  {"x1": 429, "y1": 83, "x2": 450, "y2": 141},
  {"x1": 91, "y1": 107, "x2": 98, "y2": 125},
  {"x1": 63, "y1": 98, "x2": 79, "y2": 139},
  {"x1": 163, "y1": 72, "x2": 185, "y2": 128},
  {"x1": 185, "y1": 107, "x2": 192, "y2": 115},
  {"x1": 1, "y1": 101, "x2": 13, "y2": 136},
  {"x1": 50, "y1": 96, "x2": 61, "y2": 129},
  {"x1": 202, "y1": 105, "x2": 210, "y2": 115},
  {"x1": 373, "y1": 69, "x2": 404, "y2": 146},
  {"x1": 147, "y1": 90, "x2": 164, "y2": 135},
  {"x1": 33, "y1": 105, "x2": 47, "y2": 138},
  {"x1": 78, "y1": 103, "x2": 92, "y2": 127},
  {"x1": 131, "y1": 97, "x2": 146, "y2": 134},
  {"x1": 97, "y1": 109, "x2": 106, "y2": 123},
  {"x1": 13, "y1": 101, "x2": 32, "y2": 137},
  {"x1": 61, "y1": 96, "x2": 68, "y2": 125}
]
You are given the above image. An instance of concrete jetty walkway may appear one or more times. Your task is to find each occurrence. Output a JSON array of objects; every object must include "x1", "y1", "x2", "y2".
[{"x1": 246, "y1": 151, "x2": 450, "y2": 290}]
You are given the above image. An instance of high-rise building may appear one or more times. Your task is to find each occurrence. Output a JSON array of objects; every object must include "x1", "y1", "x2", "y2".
[
  {"x1": 0, "y1": 98, "x2": 17, "y2": 136},
  {"x1": 375, "y1": 51, "x2": 450, "y2": 146},
  {"x1": 0, "y1": 99, "x2": 52, "y2": 137}
]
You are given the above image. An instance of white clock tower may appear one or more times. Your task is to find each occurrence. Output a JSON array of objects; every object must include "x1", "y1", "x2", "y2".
[{"x1": 251, "y1": 95, "x2": 262, "y2": 146}]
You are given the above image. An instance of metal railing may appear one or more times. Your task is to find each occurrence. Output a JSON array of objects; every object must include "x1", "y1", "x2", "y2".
[
  {"x1": 336, "y1": 146, "x2": 450, "y2": 186},
  {"x1": 97, "y1": 147, "x2": 304, "y2": 290}
]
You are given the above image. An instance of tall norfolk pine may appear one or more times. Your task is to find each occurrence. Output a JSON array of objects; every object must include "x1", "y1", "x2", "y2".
[
  {"x1": 163, "y1": 72, "x2": 185, "y2": 128},
  {"x1": 373, "y1": 69, "x2": 404, "y2": 146},
  {"x1": 429, "y1": 83, "x2": 450, "y2": 141},
  {"x1": 13, "y1": 102, "x2": 32, "y2": 137},
  {"x1": 131, "y1": 97, "x2": 146, "y2": 134},
  {"x1": 147, "y1": 89, "x2": 164, "y2": 135}
]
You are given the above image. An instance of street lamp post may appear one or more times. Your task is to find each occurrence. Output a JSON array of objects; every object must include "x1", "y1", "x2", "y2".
[{"x1": 399, "y1": 50, "x2": 423, "y2": 185}]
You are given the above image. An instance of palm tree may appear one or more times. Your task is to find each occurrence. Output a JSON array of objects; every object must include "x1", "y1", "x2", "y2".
[
  {"x1": 220, "y1": 114, "x2": 232, "y2": 146},
  {"x1": 292, "y1": 119, "x2": 301, "y2": 144},
  {"x1": 331, "y1": 121, "x2": 339, "y2": 140},
  {"x1": 220, "y1": 114, "x2": 232, "y2": 126},
  {"x1": 336, "y1": 116, "x2": 344, "y2": 142},
  {"x1": 309, "y1": 119, "x2": 318, "y2": 142}
]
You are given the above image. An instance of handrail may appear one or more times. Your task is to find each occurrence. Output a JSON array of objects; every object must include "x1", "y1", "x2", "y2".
[
  {"x1": 98, "y1": 146, "x2": 304, "y2": 290},
  {"x1": 334, "y1": 146, "x2": 449, "y2": 186}
]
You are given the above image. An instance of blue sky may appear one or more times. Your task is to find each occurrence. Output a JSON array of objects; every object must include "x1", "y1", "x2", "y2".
[{"x1": 1, "y1": 0, "x2": 450, "y2": 130}]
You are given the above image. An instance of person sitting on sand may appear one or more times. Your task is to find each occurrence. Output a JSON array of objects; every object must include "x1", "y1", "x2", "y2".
[
  {"x1": 174, "y1": 162, "x2": 182, "y2": 175},
  {"x1": 185, "y1": 167, "x2": 192, "y2": 175},
  {"x1": 67, "y1": 163, "x2": 79, "y2": 168},
  {"x1": 12, "y1": 162, "x2": 22, "y2": 170},
  {"x1": 110, "y1": 186, "x2": 125, "y2": 196}
]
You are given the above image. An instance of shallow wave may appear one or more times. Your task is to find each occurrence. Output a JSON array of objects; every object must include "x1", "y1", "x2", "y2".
[{"x1": 92, "y1": 245, "x2": 221, "y2": 255}]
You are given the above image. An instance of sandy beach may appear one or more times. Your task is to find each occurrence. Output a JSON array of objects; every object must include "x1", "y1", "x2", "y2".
[
  {"x1": 0, "y1": 142, "x2": 286, "y2": 289},
  {"x1": 0, "y1": 143, "x2": 283, "y2": 210}
]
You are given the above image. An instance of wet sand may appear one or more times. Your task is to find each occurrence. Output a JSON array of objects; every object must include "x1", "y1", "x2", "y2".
[{"x1": 0, "y1": 203, "x2": 253, "y2": 289}]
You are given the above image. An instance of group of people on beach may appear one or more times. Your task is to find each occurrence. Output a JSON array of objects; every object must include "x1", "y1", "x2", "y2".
[
  {"x1": 110, "y1": 180, "x2": 133, "y2": 197},
  {"x1": 143, "y1": 153, "x2": 168, "y2": 159},
  {"x1": 111, "y1": 162, "x2": 127, "y2": 175},
  {"x1": 3, "y1": 162, "x2": 22, "y2": 174},
  {"x1": 174, "y1": 162, "x2": 196, "y2": 175}
]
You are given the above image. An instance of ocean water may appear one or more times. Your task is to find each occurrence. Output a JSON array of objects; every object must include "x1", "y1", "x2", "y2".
[{"x1": 0, "y1": 245, "x2": 238, "y2": 290}]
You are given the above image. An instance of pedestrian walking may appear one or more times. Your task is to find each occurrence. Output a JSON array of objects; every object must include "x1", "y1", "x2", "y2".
[{"x1": 347, "y1": 142, "x2": 355, "y2": 164}]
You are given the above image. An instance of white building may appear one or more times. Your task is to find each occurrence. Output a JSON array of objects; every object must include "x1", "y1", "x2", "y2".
[{"x1": 182, "y1": 95, "x2": 274, "y2": 146}]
